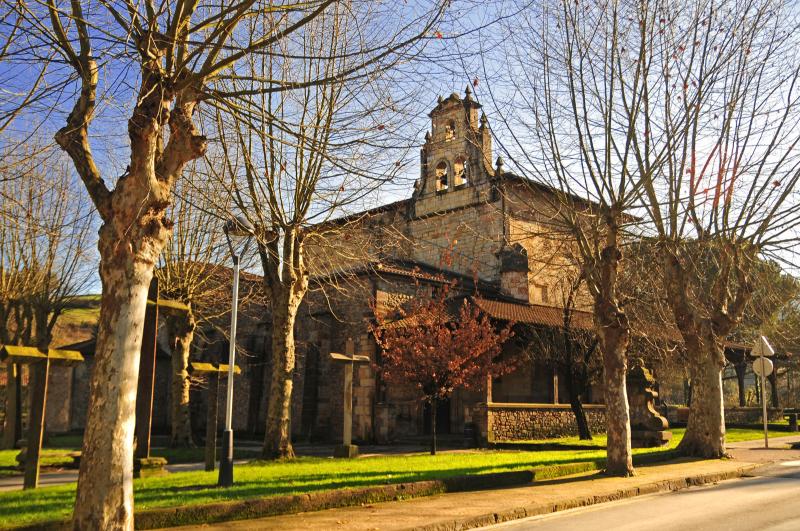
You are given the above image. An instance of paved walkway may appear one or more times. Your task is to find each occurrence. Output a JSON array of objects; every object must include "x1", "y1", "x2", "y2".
[{"x1": 0, "y1": 459, "x2": 250, "y2": 491}]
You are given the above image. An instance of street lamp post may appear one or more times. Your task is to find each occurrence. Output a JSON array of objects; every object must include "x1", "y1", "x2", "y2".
[{"x1": 219, "y1": 215, "x2": 255, "y2": 488}]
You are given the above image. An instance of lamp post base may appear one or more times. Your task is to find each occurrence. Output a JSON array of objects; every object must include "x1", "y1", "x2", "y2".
[{"x1": 218, "y1": 429, "x2": 234, "y2": 487}]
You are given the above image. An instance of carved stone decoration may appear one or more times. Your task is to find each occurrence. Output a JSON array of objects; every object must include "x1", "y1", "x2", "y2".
[{"x1": 626, "y1": 358, "x2": 672, "y2": 448}]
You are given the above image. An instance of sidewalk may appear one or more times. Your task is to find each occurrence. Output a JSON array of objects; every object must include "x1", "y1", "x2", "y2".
[
  {"x1": 0, "y1": 459, "x2": 250, "y2": 492},
  {"x1": 171, "y1": 458, "x2": 759, "y2": 531}
]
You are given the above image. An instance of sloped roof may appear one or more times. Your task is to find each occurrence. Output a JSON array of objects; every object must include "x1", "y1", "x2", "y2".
[{"x1": 472, "y1": 297, "x2": 594, "y2": 329}]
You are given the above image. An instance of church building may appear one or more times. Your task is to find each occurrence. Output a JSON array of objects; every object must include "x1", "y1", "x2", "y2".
[{"x1": 291, "y1": 87, "x2": 606, "y2": 445}]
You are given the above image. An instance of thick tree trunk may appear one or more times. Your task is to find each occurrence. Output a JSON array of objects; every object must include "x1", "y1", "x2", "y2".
[
  {"x1": 72, "y1": 253, "x2": 155, "y2": 530},
  {"x1": 594, "y1": 242, "x2": 633, "y2": 477},
  {"x1": 430, "y1": 397, "x2": 437, "y2": 456},
  {"x1": 599, "y1": 330, "x2": 633, "y2": 476},
  {"x1": 61, "y1": 50, "x2": 204, "y2": 524},
  {"x1": 263, "y1": 301, "x2": 299, "y2": 459},
  {"x1": 677, "y1": 332, "x2": 727, "y2": 458},
  {"x1": 167, "y1": 311, "x2": 196, "y2": 448}
]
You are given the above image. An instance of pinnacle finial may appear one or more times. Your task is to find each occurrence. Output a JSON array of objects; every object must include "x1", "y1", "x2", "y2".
[
  {"x1": 465, "y1": 84, "x2": 472, "y2": 99},
  {"x1": 480, "y1": 112, "x2": 488, "y2": 127},
  {"x1": 437, "y1": 95, "x2": 444, "y2": 104},
  {"x1": 496, "y1": 156, "x2": 505, "y2": 175},
  {"x1": 425, "y1": 130, "x2": 431, "y2": 142}
]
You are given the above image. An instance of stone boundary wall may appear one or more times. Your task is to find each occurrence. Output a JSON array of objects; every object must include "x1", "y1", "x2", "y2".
[
  {"x1": 482, "y1": 403, "x2": 606, "y2": 442},
  {"x1": 663, "y1": 405, "x2": 783, "y2": 426}
]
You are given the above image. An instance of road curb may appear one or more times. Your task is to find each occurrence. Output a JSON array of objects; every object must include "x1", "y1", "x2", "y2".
[{"x1": 406, "y1": 463, "x2": 761, "y2": 531}]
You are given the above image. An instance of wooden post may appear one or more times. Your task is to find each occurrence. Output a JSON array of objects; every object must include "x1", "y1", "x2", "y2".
[
  {"x1": 135, "y1": 277, "x2": 159, "y2": 460},
  {"x1": 205, "y1": 373, "x2": 219, "y2": 472},
  {"x1": 2, "y1": 361, "x2": 21, "y2": 449},
  {"x1": 0, "y1": 346, "x2": 83, "y2": 488},
  {"x1": 552, "y1": 368, "x2": 559, "y2": 404},
  {"x1": 343, "y1": 361, "x2": 353, "y2": 447},
  {"x1": 23, "y1": 357, "x2": 49, "y2": 489},
  {"x1": 189, "y1": 362, "x2": 239, "y2": 471}
]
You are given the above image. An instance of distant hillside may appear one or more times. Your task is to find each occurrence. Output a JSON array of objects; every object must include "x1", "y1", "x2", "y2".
[{"x1": 53, "y1": 295, "x2": 100, "y2": 348}]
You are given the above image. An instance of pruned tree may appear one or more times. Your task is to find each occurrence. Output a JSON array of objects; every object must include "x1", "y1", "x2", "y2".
[
  {"x1": 483, "y1": 0, "x2": 675, "y2": 475},
  {"x1": 212, "y1": 2, "x2": 442, "y2": 459},
  {"x1": 3, "y1": 1, "x2": 444, "y2": 525},
  {"x1": 371, "y1": 283, "x2": 514, "y2": 454},
  {"x1": 0, "y1": 143, "x2": 93, "y2": 449},
  {"x1": 631, "y1": 0, "x2": 800, "y2": 457},
  {"x1": 156, "y1": 164, "x2": 253, "y2": 448}
]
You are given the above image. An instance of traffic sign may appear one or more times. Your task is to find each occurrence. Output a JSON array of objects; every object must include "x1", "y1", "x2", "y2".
[
  {"x1": 753, "y1": 356, "x2": 773, "y2": 377},
  {"x1": 752, "y1": 335, "x2": 775, "y2": 357}
]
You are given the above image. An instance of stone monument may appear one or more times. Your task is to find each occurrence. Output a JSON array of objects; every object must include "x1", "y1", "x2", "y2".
[{"x1": 626, "y1": 358, "x2": 672, "y2": 448}]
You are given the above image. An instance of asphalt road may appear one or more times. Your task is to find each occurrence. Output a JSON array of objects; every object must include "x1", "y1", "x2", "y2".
[{"x1": 478, "y1": 460, "x2": 800, "y2": 531}]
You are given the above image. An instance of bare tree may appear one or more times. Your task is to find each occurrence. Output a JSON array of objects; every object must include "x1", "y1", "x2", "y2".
[
  {"x1": 483, "y1": 0, "x2": 678, "y2": 476},
  {"x1": 212, "y1": 2, "x2": 440, "y2": 459},
  {"x1": 2, "y1": 0, "x2": 443, "y2": 526},
  {"x1": 0, "y1": 143, "x2": 94, "y2": 448},
  {"x1": 632, "y1": 0, "x2": 800, "y2": 457},
  {"x1": 156, "y1": 164, "x2": 231, "y2": 448}
]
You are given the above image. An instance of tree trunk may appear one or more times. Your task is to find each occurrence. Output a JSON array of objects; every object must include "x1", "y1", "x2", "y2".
[
  {"x1": 1, "y1": 362, "x2": 21, "y2": 449},
  {"x1": 676, "y1": 332, "x2": 727, "y2": 458},
  {"x1": 594, "y1": 242, "x2": 634, "y2": 477},
  {"x1": 599, "y1": 330, "x2": 633, "y2": 476},
  {"x1": 72, "y1": 253, "x2": 155, "y2": 530},
  {"x1": 768, "y1": 371, "x2": 779, "y2": 409},
  {"x1": 262, "y1": 300, "x2": 299, "y2": 459},
  {"x1": 570, "y1": 395, "x2": 592, "y2": 441},
  {"x1": 167, "y1": 310, "x2": 196, "y2": 448},
  {"x1": 564, "y1": 368, "x2": 592, "y2": 440},
  {"x1": 734, "y1": 358, "x2": 747, "y2": 407},
  {"x1": 430, "y1": 397, "x2": 437, "y2": 456}
]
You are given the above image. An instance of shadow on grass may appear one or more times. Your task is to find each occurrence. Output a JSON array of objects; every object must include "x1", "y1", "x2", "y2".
[{"x1": 0, "y1": 446, "x2": 678, "y2": 527}]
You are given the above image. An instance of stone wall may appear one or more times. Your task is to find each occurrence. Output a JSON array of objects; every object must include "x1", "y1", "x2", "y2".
[
  {"x1": 663, "y1": 405, "x2": 783, "y2": 425},
  {"x1": 482, "y1": 403, "x2": 606, "y2": 441}
]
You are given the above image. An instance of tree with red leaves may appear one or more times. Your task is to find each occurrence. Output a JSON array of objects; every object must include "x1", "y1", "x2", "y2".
[{"x1": 371, "y1": 285, "x2": 514, "y2": 454}]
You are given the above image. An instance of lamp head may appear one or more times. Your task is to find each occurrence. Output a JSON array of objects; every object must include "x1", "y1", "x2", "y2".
[{"x1": 223, "y1": 215, "x2": 255, "y2": 238}]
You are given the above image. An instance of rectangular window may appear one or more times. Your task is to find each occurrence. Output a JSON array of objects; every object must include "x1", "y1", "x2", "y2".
[{"x1": 534, "y1": 284, "x2": 549, "y2": 303}]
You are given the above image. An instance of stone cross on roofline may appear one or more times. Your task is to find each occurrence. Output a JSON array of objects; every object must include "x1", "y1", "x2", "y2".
[{"x1": 329, "y1": 338, "x2": 370, "y2": 458}]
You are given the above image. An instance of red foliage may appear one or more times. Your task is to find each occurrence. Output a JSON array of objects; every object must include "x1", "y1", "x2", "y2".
[{"x1": 371, "y1": 284, "x2": 515, "y2": 404}]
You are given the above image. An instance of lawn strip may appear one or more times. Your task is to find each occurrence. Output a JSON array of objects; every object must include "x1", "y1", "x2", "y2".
[{"x1": 9, "y1": 452, "x2": 681, "y2": 530}]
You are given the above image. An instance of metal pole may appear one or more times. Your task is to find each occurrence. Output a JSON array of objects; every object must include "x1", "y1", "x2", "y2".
[
  {"x1": 761, "y1": 356, "x2": 769, "y2": 449},
  {"x1": 219, "y1": 253, "x2": 240, "y2": 487}
]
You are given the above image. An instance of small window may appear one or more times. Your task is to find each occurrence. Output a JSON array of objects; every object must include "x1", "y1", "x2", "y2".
[
  {"x1": 453, "y1": 156, "x2": 468, "y2": 187},
  {"x1": 435, "y1": 161, "x2": 448, "y2": 191},
  {"x1": 445, "y1": 120, "x2": 456, "y2": 141},
  {"x1": 534, "y1": 284, "x2": 549, "y2": 303}
]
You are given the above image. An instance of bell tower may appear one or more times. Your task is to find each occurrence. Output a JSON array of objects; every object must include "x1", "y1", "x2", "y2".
[{"x1": 417, "y1": 86, "x2": 493, "y2": 199}]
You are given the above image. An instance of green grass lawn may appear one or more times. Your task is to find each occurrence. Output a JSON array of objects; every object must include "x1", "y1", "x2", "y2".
[{"x1": 0, "y1": 425, "x2": 793, "y2": 529}]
